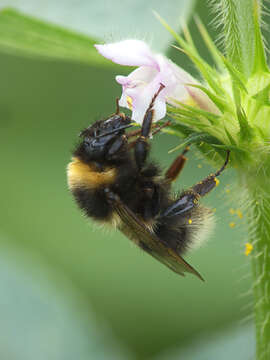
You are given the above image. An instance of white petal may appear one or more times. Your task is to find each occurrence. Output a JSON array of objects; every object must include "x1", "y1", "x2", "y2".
[
  {"x1": 95, "y1": 40, "x2": 158, "y2": 67},
  {"x1": 130, "y1": 79, "x2": 166, "y2": 124},
  {"x1": 116, "y1": 66, "x2": 157, "y2": 89},
  {"x1": 124, "y1": 66, "x2": 158, "y2": 82},
  {"x1": 152, "y1": 98, "x2": 167, "y2": 121}
]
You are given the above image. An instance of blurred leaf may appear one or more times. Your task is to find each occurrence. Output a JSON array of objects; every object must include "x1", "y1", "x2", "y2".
[
  {"x1": 155, "y1": 323, "x2": 255, "y2": 360},
  {"x1": 0, "y1": 0, "x2": 195, "y2": 53},
  {"x1": 0, "y1": 244, "x2": 130, "y2": 360},
  {"x1": 0, "y1": 8, "x2": 108, "y2": 66}
]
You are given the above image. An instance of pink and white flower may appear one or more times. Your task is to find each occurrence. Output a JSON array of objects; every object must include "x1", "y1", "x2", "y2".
[{"x1": 95, "y1": 40, "x2": 216, "y2": 124}]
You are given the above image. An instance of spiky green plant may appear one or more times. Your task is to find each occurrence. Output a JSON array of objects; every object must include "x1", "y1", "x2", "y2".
[{"x1": 157, "y1": 1, "x2": 270, "y2": 359}]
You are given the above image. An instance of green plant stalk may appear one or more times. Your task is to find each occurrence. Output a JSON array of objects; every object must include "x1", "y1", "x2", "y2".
[
  {"x1": 217, "y1": 0, "x2": 255, "y2": 77},
  {"x1": 242, "y1": 169, "x2": 270, "y2": 360}
]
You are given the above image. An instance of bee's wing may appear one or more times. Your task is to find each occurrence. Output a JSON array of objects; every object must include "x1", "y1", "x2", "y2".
[{"x1": 112, "y1": 194, "x2": 204, "y2": 280}]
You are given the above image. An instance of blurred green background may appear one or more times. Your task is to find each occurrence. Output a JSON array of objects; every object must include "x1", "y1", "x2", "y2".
[{"x1": 0, "y1": 1, "x2": 256, "y2": 359}]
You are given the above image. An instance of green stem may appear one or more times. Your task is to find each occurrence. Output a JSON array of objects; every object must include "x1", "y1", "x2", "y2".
[
  {"x1": 245, "y1": 176, "x2": 270, "y2": 360},
  {"x1": 217, "y1": 0, "x2": 258, "y2": 77}
]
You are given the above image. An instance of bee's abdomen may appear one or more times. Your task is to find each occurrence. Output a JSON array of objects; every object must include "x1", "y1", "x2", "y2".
[{"x1": 155, "y1": 205, "x2": 214, "y2": 254}]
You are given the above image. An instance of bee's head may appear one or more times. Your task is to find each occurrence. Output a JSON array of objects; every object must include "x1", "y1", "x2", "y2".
[{"x1": 74, "y1": 113, "x2": 132, "y2": 163}]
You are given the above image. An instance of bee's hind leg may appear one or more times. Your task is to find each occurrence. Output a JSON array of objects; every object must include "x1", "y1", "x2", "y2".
[
  {"x1": 191, "y1": 151, "x2": 230, "y2": 197},
  {"x1": 165, "y1": 146, "x2": 190, "y2": 183},
  {"x1": 161, "y1": 151, "x2": 230, "y2": 218}
]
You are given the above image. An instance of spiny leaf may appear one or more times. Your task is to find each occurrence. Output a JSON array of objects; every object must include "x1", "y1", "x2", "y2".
[
  {"x1": 166, "y1": 122, "x2": 197, "y2": 137},
  {"x1": 224, "y1": 126, "x2": 237, "y2": 145},
  {"x1": 211, "y1": 143, "x2": 247, "y2": 155},
  {"x1": 252, "y1": 0, "x2": 269, "y2": 74},
  {"x1": 215, "y1": 0, "x2": 255, "y2": 77},
  {"x1": 168, "y1": 132, "x2": 223, "y2": 153},
  {"x1": 222, "y1": 56, "x2": 248, "y2": 93},
  {"x1": 237, "y1": 106, "x2": 254, "y2": 141},
  {"x1": 173, "y1": 101, "x2": 221, "y2": 124},
  {"x1": 177, "y1": 46, "x2": 225, "y2": 96},
  {"x1": 169, "y1": 113, "x2": 207, "y2": 130}
]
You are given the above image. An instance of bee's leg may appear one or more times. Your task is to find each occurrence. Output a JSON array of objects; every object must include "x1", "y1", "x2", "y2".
[
  {"x1": 161, "y1": 152, "x2": 230, "y2": 217},
  {"x1": 134, "y1": 84, "x2": 165, "y2": 170},
  {"x1": 165, "y1": 146, "x2": 190, "y2": 183},
  {"x1": 191, "y1": 151, "x2": 230, "y2": 196}
]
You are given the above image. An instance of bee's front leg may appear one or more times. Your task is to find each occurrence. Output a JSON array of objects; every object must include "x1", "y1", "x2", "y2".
[{"x1": 134, "y1": 84, "x2": 165, "y2": 170}]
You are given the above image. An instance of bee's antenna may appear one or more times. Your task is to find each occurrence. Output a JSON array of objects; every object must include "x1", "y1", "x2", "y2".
[
  {"x1": 215, "y1": 150, "x2": 230, "y2": 177},
  {"x1": 115, "y1": 98, "x2": 120, "y2": 115}
]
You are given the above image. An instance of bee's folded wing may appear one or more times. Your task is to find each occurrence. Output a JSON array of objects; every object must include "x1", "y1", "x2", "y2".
[{"x1": 112, "y1": 194, "x2": 204, "y2": 280}]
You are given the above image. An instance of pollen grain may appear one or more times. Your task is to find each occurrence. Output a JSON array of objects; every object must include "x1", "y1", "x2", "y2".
[{"x1": 245, "y1": 243, "x2": 253, "y2": 256}]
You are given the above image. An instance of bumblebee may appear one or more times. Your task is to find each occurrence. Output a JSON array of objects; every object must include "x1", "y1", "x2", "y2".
[{"x1": 67, "y1": 86, "x2": 229, "y2": 280}]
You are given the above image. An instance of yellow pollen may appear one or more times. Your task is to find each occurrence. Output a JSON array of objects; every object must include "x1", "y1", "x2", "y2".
[
  {"x1": 225, "y1": 188, "x2": 230, "y2": 194},
  {"x1": 236, "y1": 209, "x2": 243, "y2": 219},
  {"x1": 188, "y1": 219, "x2": 192, "y2": 224},
  {"x1": 229, "y1": 222, "x2": 236, "y2": 228},
  {"x1": 245, "y1": 243, "x2": 253, "y2": 256},
  {"x1": 214, "y1": 178, "x2": 220, "y2": 186},
  {"x1": 197, "y1": 164, "x2": 202, "y2": 169},
  {"x1": 229, "y1": 208, "x2": 235, "y2": 215},
  {"x1": 127, "y1": 96, "x2": 133, "y2": 110}
]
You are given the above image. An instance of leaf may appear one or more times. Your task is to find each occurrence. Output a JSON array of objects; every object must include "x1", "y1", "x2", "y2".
[
  {"x1": 252, "y1": 0, "x2": 269, "y2": 74},
  {"x1": 224, "y1": 126, "x2": 237, "y2": 145},
  {"x1": 0, "y1": 8, "x2": 109, "y2": 66},
  {"x1": 1, "y1": 2, "x2": 196, "y2": 54},
  {"x1": 236, "y1": 107, "x2": 254, "y2": 141},
  {"x1": 211, "y1": 143, "x2": 247, "y2": 155},
  {"x1": 222, "y1": 56, "x2": 248, "y2": 94},
  {"x1": 167, "y1": 122, "x2": 198, "y2": 137},
  {"x1": 194, "y1": 16, "x2": 225, "y2": 72},
  {"x1": 0, "y1": 245, "x2": 129, "y2": 360},
  {"x1": 157, "y1": 323, "x2": 254, "y2": 360},
  {"x1": 173, "y1": 101, "x2": 221, "y2": 124},
  {"x1": 168, "y1": 132, "x2": 223, "y2": 153},
  {"x1": 216, "y1": 0, "x2": 256, "y2": 77},
  {"x1": 252, "y1": 83, "x2": 270, "y2": 107}
]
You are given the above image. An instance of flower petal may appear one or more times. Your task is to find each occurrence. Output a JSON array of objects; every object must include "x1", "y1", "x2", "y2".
[
  {"x1": 95, "y1": 40, "x2": 158, "y2": 67},
  {"x1": 116, "y1": 66, "x2": 158, "y2": 86},
  {"x1": 129, "y1": 78, "x2": 166, "y2": 124}
]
